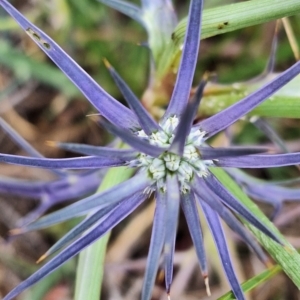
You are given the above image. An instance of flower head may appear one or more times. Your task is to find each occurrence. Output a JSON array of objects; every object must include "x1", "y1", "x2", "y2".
[{"x1": 1, "y1": 0, "x2": 300, "y2": 299}]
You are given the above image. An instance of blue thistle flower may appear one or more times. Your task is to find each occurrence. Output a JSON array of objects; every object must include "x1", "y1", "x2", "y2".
[{"x1": 1, "y1": 0, "x2": 300, "y2": 299}]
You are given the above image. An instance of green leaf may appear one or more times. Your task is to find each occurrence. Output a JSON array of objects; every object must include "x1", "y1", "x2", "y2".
[
  {"x1": 199, "y1": 75, "x2": 300, "y2": 119},
  {"x1": 211, "y1": 168, "x2": 300, "y2": 288},
  {"x1": 158, "y1": 0, "x2": 300, "y2": 77},
  {"x1": 218, "y1": 264, "x2": 282, "y2": 300},
  {"x1": 74, "y1": 166, "x2": 134, "y2": 300}
]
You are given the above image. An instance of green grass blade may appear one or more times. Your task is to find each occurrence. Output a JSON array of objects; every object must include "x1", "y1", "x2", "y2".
[
  {"x1": 158, "y1": 0, "x2": 300, "y2": 77},
  {"x1": 74, "y1": 166, "x2": 134, "y2": 300},
  {"x1": 211, "y1": 168, "x2": 300, "y2": 288},
  {"x1": 176, "y1": 0, "x2": 300, "y2": 41},
  {"x1": 218, "y1": 265, "x2": 282, "y2": 300},
  {"x1": 199, "y1": 78, "x2": 300, "y2": 119}
]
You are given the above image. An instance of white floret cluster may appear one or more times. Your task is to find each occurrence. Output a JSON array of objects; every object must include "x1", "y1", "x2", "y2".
[{"x1": 132, "y1": 116, "x2": 214, "y2": 193}]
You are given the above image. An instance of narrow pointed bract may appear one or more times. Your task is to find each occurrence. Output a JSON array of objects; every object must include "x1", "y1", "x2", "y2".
[
  {"x1": 199, "y1": 146, "x2": 269, "y2": 160},
  {"x1": 40, "y1": 199, "x2": 128, "y2": 260},
  {"x1": 163, "y1": 0, "x2": 204, "y2": 119},
  {"x1": 0, "y1": 118, "x2": 44, "y2": 159},
  {"x1": 216, "y1": 152, "x2": 300, "y2": 168},
  {"x1": 203, "y1": 174, "x2": 282, "y2": 244},
  {"x1": 0, "y1": 118, "x2": 65, "y2": 176},
  {"x1": 142, "y1": 191, "x2": 166, "y2": 300},
  {"x1": 0, "y1": 153, "x2": 127, "y2": 169},
  {"x1": 194, "y1": 178, "x2": 269, "y2": 264},
  {"x1": 104, "y1": 60, "x2": 159, "y2": 135},
  {"x1": 170, "y1": 80, "x2": 206, "y2": 155},
  {"x1": 181, "y1": 193, "x2": 207, "y2": 275},
  {"x1": 51, "y1": 141, "x2": 137, "y2": 159},
  {"x1": 201, "y1": 202, "x2": 245, "y2": 300},
  {"x1": 164, "y1": 175, "x2": 180, "y2": 294},
  {"x1": 100, "y1": 118, "x2": 166, "y2": 157}
]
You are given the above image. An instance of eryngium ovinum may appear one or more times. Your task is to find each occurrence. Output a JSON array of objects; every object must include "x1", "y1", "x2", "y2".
[{"x1": 1, "y1": 0, "x2": 300, "y2": 299}]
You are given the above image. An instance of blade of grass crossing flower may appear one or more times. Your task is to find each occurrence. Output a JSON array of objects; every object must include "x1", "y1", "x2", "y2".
[
  {"x1": 164, "y1": 175, "x2": 180, "y2": 295},
  {"x1": 0, "y1": 153, "x2": 127, "y2": 169},
  {"x1": 201, "y1": 202, "x2": 245, "y2": 300},
  {"x1": 211, "y1": 167, "x2": 300, "y2": 288},
  {"x1": 74, "y1": 166, "x2": 135, "y2": 300},
  {"x1": 181, "y1": 193, "x2": 208, "y2": 286},
  {"x1": 170, "y1": 80, "x2": 206, "y2": 155},
  {"x1": 97, "y1": 0, "x2": 144, "y2": 26},
  {"x1": 204, "y1": 174, "x2": 282, "y2": 244},
  {"x1": 104, "y1": 60, "x2": 159, "y2": 134},
  {"x1": 218, "y1": 264, "x2": 282, "y2": 300},
  {"x1": 142, "y1": 191, "x2": 166, "y2": 300},
  {"x1": 197, "y1": 60, "x2": 300, "y2": 137},
  {"x1": 0, "y1": 0, "x2": 139, "y2": 130},
  {"x1": 13, "y1": 173, "x2": 150, "y2": 233},
  {"x1": 163, "y1": 0, "x2": 204, "y2": 120},
  {"x1": 216, "y1": 153, "x2": 300, "y2": 168}
]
